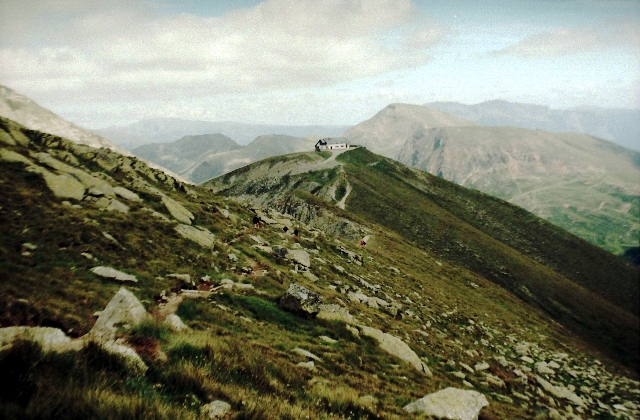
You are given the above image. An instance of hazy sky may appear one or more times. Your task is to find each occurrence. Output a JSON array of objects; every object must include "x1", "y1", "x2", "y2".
[{"x1": 0, "y1": 0, "x2": 638, "y2": 128}]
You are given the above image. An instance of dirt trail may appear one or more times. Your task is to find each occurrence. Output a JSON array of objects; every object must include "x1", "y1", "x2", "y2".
[{"x1": 335, "y1": 180, "x2": 352, "y2": 210}]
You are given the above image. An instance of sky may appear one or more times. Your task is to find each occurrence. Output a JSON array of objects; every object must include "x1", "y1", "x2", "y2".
[{"x1": 0, "y1": 0, "x2": 638, "y2": 128}]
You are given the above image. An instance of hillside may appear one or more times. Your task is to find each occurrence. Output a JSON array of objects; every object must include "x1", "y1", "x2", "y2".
[
  {"x1": 2, "y1": 118, "x2": 639, "y2": 419},
  {"x1": 132, "y1": 134, "x2": 243, "y2": 174},
  {"x1": 96, "y1": 118, "x2": 350, "y2": 149},
  {"x1": 207, "y1": 148, "x2": 639, "y2": 369},
  {"x1": 426, "y1": 100, "x2": 640, "y2": 152},
  {"x1": 342, "y1": 104, "x2": 640, "y2": 255}
]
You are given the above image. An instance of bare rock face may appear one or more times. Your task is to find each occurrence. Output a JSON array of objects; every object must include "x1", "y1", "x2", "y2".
[
  {"x1": 279, "y1": 284, "x2": 322, "y2": 317},
  {"x1": 403, "y1": 387, "x2": 489, "y2": 419},
  {"x1": 359, "y1": 326, "x2": 432, "y2": 376},
  {"x1": 90, "y1": 288, "x2": 150, "y2": 343}
]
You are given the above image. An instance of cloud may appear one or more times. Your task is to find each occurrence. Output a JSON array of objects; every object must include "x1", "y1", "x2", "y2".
[
  {"x1": 493, "y1": 21, "x2": 640, "y2": 57},
  {"x1": 0, "y1": 0, "x2": 447, "y2": 100}
]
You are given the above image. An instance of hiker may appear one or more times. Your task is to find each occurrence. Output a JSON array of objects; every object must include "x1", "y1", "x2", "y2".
[
  {"x1": 253, "y1": 215, "x2": 262, "y2": 228},
  {"x1": 283, "y1": 226, "x2": 289, "y2": 233},
  {"x1": 294, "y1": 228, "x2": 299, "y2": 238}
]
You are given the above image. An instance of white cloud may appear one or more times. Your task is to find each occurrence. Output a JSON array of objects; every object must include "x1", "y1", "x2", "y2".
[
  {"x1": 0, "y1": 0, "x2": 446, "y2": 101},
  {"x1": 494, "y1": 21, "x2": 640, "y2": 57}
]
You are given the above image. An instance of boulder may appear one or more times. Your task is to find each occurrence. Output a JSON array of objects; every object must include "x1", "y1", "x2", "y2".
[
  {"x1": 164, "y1": 314, "x2": 188, "y2": 333},
  {"x1": 174, "y1": 224, "x2": 215, "y2": 248},
  {"x1": 106, "y1": 199, "x2": 129, "y2": 213},
  {"x1": 102, "y1": 340, "x2": 148, "y2": 374},
  {"x1": 292, "y1": 347, "x2": 321, "y2": 361},
  {"x1": 90, "y1": 266, "x2": 137, "y2": 282},
  {"x1": 113, "y1": 186, "x2": 142, "y2": 202},
  {"x1": 279, "y1": 284, "x2": 323, "y2": 317},
  {"x1": 0, "y1": 326, "x2": 77, "y2": 353},
  {"x1": 161, "y1": 195, "x2": 194, "y2": 225},
  {"x1": 43, "y1": 172, "x2": 86, "y2": 200},
  {"x1": 201, "y1": 400, "x2": 231, "y2": 419},
  {"x1": 359, "y1": 326, "x2": 432, "y2": 376},
  {"x1": 90, "y1": 288, "x2": 150, "y2": 343},
  {"x1": 286, "y1": 249, "x2": 311, "y2": 268},
  {"x1": 316, "y1": 304, "x2": 356, "y2": 324},
  {"x1": 403, "y1": 387, "x2": 489, "y2": 420},
  {"x1": 535, "y1": 375, "x2": 585, "y2": 406}
]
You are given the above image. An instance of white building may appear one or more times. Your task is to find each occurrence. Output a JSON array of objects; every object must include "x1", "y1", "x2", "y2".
[{"x1": 315, "y1": 137, "x2": 357, "y2": 151}]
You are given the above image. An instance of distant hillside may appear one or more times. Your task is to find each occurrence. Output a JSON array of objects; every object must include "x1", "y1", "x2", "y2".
[
  {"x1": 207, "y1": 147, "x2": 639, "y2": 370},
  {"x1": 342, "y1": 103, "x2": 640, "y2": 255},
  {"x1": 426, "y1": 100, "x2": 640, "y2": 152},
  {"x1": 96, "y1": 118, "x2": 350, "y2": 149},
  {"x1": 132, "y1": 134, "x2": 242, "y2": 174},
  {"x1": 341, "y1": 103, "x2": 476, "y2": 158},
  {"x1": 183, "y1": 135, "x2": 316, "y2": 183}
]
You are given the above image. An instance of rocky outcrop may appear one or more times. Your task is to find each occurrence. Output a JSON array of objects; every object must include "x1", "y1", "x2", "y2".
[
  {"x1": 90, "y1": 288, "x2": 150, "y2": 343},
  {"x1": 359, "y1": 326, "x2": 431, "y2": 376},
  {"x1": 403, "y1": 387, "x2": 489, "y2": 419},
  {"x1": 90, "y1": 266, "x2": 138, "y2": 283},
  {"x1": 286, "y1": 249, "x2": 311, "y2": 268},
  {"x1": 279, "y1": 284, "x2": 322, "y2": 317}
]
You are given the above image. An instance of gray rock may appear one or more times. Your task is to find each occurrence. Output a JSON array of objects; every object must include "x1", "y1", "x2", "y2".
[
  {"x1": 359, "y1": 326, "x2": 432, "y2": 376},
  {"x1": 287, "y1": 249, "x2": 310, "y2": 268},
  {"x1": 201, "y1": 400, "x2": 231, "y2": 419},
  {"x1": 292, "y1": 347, "x2": 321, "y2": 361},
  {"x1": 106, "y1": 199, "x2": 129, "y2": 213},
  {"x1": 536, "y1": 375, "x2": 585, "y2": 406},
  {"x1": 113, "y1": 186, "x2": 142, "y2": 202},
  {"x1": 90, "y1": 288, "x2": 150, "y2": 343},
  {"x1": 279, "y1": 284, "x2": 323, "y2": 317},
  {"x1": 403, "y1": 387, "x2": 489, "y2": 420},
  {"x1": 164, "y1": 314, "x2": 188, "y2": 332},
  {"x1": 174, "y1": 224, "x2": 215, "y2": 248},
  {"x1": 297, "y1": 360, "x2": 316, "y2": 370},
  {"x1": 474, "y1": 361, "x2": 490, "y2": 371},
  {"x1": 161, "y1": 195, "x2": 194, "y2": 225},
  {"x1": 167, "y1": 273, "x2": 194, "y2": 287},
  {"x1": 316, "y1": 303, "x2": 356, "y2": 324},
  {"x1": 319, "y1": 335, "x2": 338, "y2": 344},
  {"x1": 102, "y1": 340, "x2": 148, "y2": 374},
  {"x1": 0, "y1": 326, "x2": 78, "y2": 353},
  {"x1": 90, "y1": 266, "x2": 137, "y2": 282}
]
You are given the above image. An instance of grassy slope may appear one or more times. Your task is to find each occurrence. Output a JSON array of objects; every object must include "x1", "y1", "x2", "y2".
[
  {"x1": 1, "y1": 119, "x2": 639, "y2": 419},
  {"x1": 335, "y1": 148, "x2": 639, "y2": 368}
]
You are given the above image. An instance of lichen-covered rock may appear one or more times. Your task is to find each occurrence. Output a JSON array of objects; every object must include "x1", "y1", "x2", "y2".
[
  {"x1": 102, "y1": 340, "x2": 148, "y2": 374},
  {"x1": 536, "y1": 375, "x2": 585, "y2": 406},
  {"x1": 164, "y1": 314, "x2": 189, "y2": 333},
  {"x1": 279, "y1": 284, "x2": 322, "y2": 317},
  {"x1": 90, "y1": 288, "x2": 150, "y2": 343},
  {"x1": 403, "y1": 387, "x2": 489, "y2": 419}
]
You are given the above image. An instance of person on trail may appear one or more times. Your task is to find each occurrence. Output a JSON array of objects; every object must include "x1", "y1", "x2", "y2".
[
  {"x1": 253, "y1": 216, "x2": 262, "y2": 228},
  {"x1": 294, "y1": 228, "x2": 299, "y2": 238},
  {"x1": 283, "y1": 226, "x2": 289, "y2": 233}
]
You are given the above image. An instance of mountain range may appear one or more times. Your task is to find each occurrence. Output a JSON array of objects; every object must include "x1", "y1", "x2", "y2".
[
  {"x1": 1, "y1": 115, "x2": 638, "y2": 419},
  {"x1": 96, "y1": 118, "x2": 349, "y2": 150},
  {"x1": 426, "y1": 100, "x2": 640, "y2": 152}
]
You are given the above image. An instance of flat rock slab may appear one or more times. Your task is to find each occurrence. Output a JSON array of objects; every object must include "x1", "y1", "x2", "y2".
[
  {"x1": 360, "y1": 325, "x2": 431, "y2": 376},
  {"x1": 292, "y1": 347, "x2": 321, "y2": 361},
  {"x1": 0, "y1": 326, "x2": 75, "y2": 353},
  {"x1": 404, "y1": 387, "x2": 489, "y2": 420},
  {"x1": 175, "y1": 224, "x2": 215, "y2": 248},
  {"x1": 91, "y1": 266, "x2": 137, "y2": 282}
]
